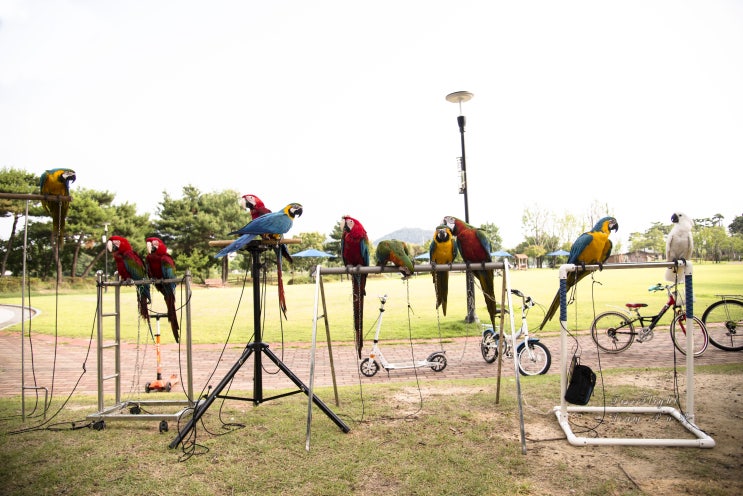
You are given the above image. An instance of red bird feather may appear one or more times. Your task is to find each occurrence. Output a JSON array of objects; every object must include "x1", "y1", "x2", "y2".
[
  {"x1": 240, "y1": 193, "x2": 291, "y2": 319},
  {"x1": 107, "y1": 235, "x2": 151, "y2": 322},
  {"x1": 146, "y1": 237, "x2": 180, "y2": 343},
  {"x1": 341, "y1": 215, "x2": 371, "y2": 358}
]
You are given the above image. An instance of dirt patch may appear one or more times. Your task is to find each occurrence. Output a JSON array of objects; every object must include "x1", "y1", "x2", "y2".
[{"x1": 519, "y1": 371, "x2": 742, "y2": 494}]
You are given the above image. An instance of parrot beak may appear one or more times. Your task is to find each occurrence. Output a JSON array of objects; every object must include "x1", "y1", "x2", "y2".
[
  {"x1": 610, "y1": 219, "x2": 619, "y2": 232},
  {"x1": 671, "y1": 213, "x2": 679, "y2": 223}
]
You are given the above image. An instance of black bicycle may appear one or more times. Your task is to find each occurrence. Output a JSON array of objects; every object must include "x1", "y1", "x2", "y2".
[
  {"x1": 702, "y1": 295, "x2": 743, "y2": 351},
  {"x1": 590, "y1": 282, "x2": 708, "y2": 356}
]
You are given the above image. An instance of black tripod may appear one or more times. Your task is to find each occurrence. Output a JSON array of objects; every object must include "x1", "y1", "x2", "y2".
[{"x1": 169, "y1": 242, "x2": 349, "y2": 449}]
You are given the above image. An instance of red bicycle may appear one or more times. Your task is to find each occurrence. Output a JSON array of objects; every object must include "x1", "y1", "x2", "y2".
[{"x1": 590, "y1": 282, "x2": 709, "y2": 356}]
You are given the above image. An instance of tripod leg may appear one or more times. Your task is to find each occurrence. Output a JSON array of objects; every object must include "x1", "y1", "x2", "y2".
[
  {"x1": 169, "y1": 345, "x2": 256, "y2": 449},
  {"x1": 262, "y1": 346, "x2": 350, "y2": 433}
]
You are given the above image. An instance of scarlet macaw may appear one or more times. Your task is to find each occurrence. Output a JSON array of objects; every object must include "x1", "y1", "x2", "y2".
[
  {"x1": 107, "y1": 235, "x2": 151, "y2": 322},
  {"x1": 146, "y1": 237, "x2": 180, "y2": 343},
  {"x1": 665, "y1": 212, "x2": 693, "y2": 282},
  {"x1": 429, "y1": 225, "x2": 457, "y2": 316},
  {"x1": 375, "y1": 239, "x2": 415, "y2": 278},
  {"x1": 239, "y1": 194, "x2": 294, "y2": 317},
  {"x1": 39, "y1": 168, "x2": 76, "y2": 248},
  {"x1": 215, "y1": 203, "x2": 303, "y2": 258},
  {"x1": 341, "y1": 215, "x2": 370, "y2": 358},
  {"x1": 538, "y1": 216, "x2": 619, "y2": 330},
  {"x1": 442, "y1": 215, "x2": 498, "y2": 324}
]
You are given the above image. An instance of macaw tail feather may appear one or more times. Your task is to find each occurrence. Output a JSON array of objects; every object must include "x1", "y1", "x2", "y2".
[
  {"x1": 137, "y1": 285, "x2": 151, "y2": 322},
  {"x1": 433, "y1": 271, "x2": 449, "y2": 316},
  {"x1": 276, "y1": 247, "x2": 287, "y2": 320},
  {"x1": 352, "y1": 273, "x2": 367, "y2": 359},
  {"x1": 164, "y1": 293, "x2": 180, "y2": 343},
  {"x1": 475, "y1": 269, "x2": 498, "y2": 324},
  {"x1": 215, "y1": 233, "x2": 257, "y2": 258},
  {"x1": 537, "y1": 270, "x2": 587, "y2": 330}
]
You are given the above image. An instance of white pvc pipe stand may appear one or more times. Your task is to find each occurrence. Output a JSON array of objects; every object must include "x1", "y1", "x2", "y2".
[{"x1": 554, "y1": 261, "x2": 715, "y2": 448}]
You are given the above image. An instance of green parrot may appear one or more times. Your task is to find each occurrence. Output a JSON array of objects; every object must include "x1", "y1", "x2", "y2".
[{"x1": 375, "y1": 239, "x2": 415, "y2": 279}]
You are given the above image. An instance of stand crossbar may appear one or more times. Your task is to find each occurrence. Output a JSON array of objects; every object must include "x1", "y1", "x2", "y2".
[{"x1": 169, "y1": 243, "x2": 348, "y2": 450}]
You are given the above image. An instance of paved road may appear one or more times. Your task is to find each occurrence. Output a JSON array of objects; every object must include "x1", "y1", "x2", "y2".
[{"x1": 1, "y1": 323, "x2": 741, "y2": 400}]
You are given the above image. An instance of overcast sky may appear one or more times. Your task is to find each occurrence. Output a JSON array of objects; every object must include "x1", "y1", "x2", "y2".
[{"x1": 1, "y1": 0, "x2": 741, "y2": 249}]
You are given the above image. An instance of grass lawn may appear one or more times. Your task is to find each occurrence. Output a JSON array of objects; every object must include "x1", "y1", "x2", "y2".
[{"x1": 2, "y1": 262, "x2": 741, "y2": 346}]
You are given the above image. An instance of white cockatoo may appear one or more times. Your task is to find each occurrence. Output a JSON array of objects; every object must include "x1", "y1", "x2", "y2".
[{"x1": 665, "y1": 212, "x2": 694, "y2": 282}]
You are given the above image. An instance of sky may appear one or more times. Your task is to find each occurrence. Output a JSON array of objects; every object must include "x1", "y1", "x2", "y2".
[{"x1": 1, "y1": 0, "x2": 741, "y2": 250}]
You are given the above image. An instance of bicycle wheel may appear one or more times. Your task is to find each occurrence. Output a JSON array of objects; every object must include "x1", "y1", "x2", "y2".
[
  {"x1": 591, "y1": 311, "x2": 635, "y2": 353},
  {"x1": 480, "y1": 329, "x2": 498, "y2": 363},
  {"x1": 516, "y1": 340, "x2": 551, "y2": 375},
  {"x1": 702, "y1": 299, "x2": 743, "y2": 351},
  {"x1": 670, "y1": 313, "x2": 708, "y2": 356}
]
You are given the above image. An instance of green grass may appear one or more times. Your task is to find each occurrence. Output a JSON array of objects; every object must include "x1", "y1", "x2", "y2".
[
  {"x1": 1, "y1": 365, "x2": 741, "y2": 496},
  {"x1": 2, "y1": 263, "x2": 741, "y2": 345}
]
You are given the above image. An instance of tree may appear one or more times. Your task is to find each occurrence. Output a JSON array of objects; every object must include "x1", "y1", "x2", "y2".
[
  {"x1": 479, "y1": 222, "x2": 502, "y2": 252},
  {"x1": 0, "y1": 168, "x2": 39, "y2": 277},
  {"x1": 64, "y1": 188, "x2": 116, "y2": 278},
  {"x1": 628, "y1": 222, "x2": 668, "y2": 254},
  {"x1": 729, "y1": 215, "x2": 743, "y2": 236},
  {"x1": 153, "y1": 186, "x2": 245, "y2": 282}
]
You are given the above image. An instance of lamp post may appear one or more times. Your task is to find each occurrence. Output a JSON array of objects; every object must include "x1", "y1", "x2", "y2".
[{"x1": 446, "y1": 90, "x2": 477, "y2": 323}]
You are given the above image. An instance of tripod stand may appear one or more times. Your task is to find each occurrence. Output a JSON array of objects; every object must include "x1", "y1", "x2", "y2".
[{"x1": 169, "y1": 242, "x2": 349, "y2": 449}]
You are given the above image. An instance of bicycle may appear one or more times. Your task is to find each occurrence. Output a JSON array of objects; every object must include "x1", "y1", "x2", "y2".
[
  {"x1": 591, "y1": 282, "x2": 709, "y2": 356},
  {"x1": 702, "y1": 295, "x2": 743, "y2": 351},
  {"x1": 480, "y1": 288, "x2": 552, "y2": 375}
]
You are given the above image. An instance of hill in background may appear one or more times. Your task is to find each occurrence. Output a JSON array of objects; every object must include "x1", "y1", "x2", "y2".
[{"x1": 373, "y1": 227, "x2": 431, "y2": 247}]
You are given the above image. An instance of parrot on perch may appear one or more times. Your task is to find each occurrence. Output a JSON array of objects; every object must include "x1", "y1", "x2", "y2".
[
  {"x1": 215, "y1": 202, "x2": 303, "y2": 258},
  {"x1": 39, "y1": 168, "x2": 76, "y2": 249},
  {"x1": 341, "y1": 215, "x2": 370, "y2": 359},
  {"x1": 442, "y1": 216, "x2": 498, "y2": 324},
  {"x1": 146, "y1": 237, "x2": 180, "y2": 343},
  {"x1": 429, "y1": 225, "x2": 457, "y2": 316},
  {"x1": 665, "y1": 212, "x2": 693, "y2": 282},
  {"x1": 538, "y1": 216, "x2": 619, "y2": 330},
  {"x1": 239, "y1": 193, "x2": 294, "y2": 318},
  {"x1": 108, "y1": 235, "x2": 151, "y2": 322},
  {"x1": 375, "y1": 239, "x2": 415, "y2": 278}
]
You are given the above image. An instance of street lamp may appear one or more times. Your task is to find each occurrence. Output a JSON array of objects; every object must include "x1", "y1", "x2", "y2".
[{"x1": 446, "y1": 90, "x2": 477, "y2": 323}]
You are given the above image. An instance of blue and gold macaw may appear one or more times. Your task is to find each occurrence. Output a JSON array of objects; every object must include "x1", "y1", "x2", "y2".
[
  {"x1": 538, "y1": 216, "x2": 619, "y2": 330},
  {"x1": 108, "y1": 235, "x2": 151, "y2": 322},
  {"x1": 429, "y1": 225, "x2": 456, "y2": 316},
  {"x1": 443, "y1": 216, "x2": 498, "y2": 324},
  {"x1": 215, "y1": 203, "x2": 303, "y2": 258},
  {"x1": 341, "y1": 215, "x2": 371, "y2": 358},
  {"x1": 39, "y1": 168, "x2": 76, "y2": 249},
  {"x1": 375, "y1": 239, "x2": 415, "y2": 279},
  {"x1": 146, "y1": 237, "x2": 180, "y2": 343}
]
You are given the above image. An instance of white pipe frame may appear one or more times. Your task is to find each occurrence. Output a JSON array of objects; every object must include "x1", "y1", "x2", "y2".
[{"x1": 553, "y1": 261, "x2": 715, "y2": 448}]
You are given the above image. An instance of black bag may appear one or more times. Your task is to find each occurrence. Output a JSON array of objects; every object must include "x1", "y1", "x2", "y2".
[{"x1": 565, "y1": 362, "x2": 596, "y2": 405}]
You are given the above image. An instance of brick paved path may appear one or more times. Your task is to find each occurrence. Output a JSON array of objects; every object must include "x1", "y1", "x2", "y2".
[{"x1": 1, "y1": 329, "x2": 741, "y2": 400}]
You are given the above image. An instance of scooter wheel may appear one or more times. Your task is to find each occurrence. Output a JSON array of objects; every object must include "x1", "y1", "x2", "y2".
[
  {"x1": 144, "y1": 382, "x2": 151, "y2": 393},
  {"x1": 428, "y1": 352, "x2": 447, "y2": 372},
  {"x1": 159, "y1": 420, "x2": 169, "y2": 433},
  {"x1": 360, "y1": 358, "x2": 379, "y2": 377},
  {"x1": 165, "y1": 382, "x2": 172, "y2": 392}
]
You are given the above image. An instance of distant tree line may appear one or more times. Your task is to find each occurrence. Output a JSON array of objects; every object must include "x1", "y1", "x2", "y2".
[{"x1": 1, "y1": 167, "x2": 741, "y2": 283}]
